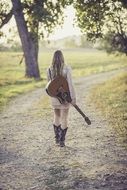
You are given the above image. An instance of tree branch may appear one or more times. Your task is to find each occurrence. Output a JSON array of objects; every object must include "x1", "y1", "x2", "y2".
[{"x1": 0, "y1": 9, "x2": 13, "y2": 29}]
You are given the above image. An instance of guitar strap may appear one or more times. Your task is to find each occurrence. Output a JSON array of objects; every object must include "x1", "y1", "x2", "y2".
[{"x1": 48, "y1": 68, "x2": 52, "y2": 81}]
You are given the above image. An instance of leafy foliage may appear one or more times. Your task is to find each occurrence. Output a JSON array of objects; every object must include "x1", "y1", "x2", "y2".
[
  {"x1": 0, "y1": 1, "x2": 12, "y2": 31},
  {"x1": 74, "y1": 0, "x2": 107, "y2": 40},
  {"x1": 74, "y1": 0, "x2": 127, "y2": 54},
  {"x1": 0, "y1": 0, "x2": 72, "y2": 38},
  {"x1": 1, "y1": 0, "x2": 127, "y2": 55},
  {"x1": 100, "y1": 32, "x2": 127, "y2": 55}
]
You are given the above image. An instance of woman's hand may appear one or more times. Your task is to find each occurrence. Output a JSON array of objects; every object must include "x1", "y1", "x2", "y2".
[{"x1": 71, "y1": 98, "x2": 76, "y2": 105}]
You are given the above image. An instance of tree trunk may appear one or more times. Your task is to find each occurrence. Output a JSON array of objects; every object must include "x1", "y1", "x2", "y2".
[{"x1": 11, "y1": 0, "x2": 40, "y2": 79}]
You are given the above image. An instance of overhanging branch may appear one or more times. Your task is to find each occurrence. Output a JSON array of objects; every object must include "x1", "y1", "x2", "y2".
[{"x1": 0, "y1": 9, "x2": 13, "y2": 29}]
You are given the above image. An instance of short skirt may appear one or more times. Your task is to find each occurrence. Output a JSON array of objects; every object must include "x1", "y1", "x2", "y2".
[{"x1": 51, "y1": 97, "x2": 70, "y2": 109}]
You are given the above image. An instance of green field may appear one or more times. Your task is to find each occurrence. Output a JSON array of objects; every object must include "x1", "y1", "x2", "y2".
[
  {"x1": 0, "y1": 49, "x2": 127, "y2": 111},
  {"x1": 40, "y1": 49, "x2": 127, "y2": 77}
]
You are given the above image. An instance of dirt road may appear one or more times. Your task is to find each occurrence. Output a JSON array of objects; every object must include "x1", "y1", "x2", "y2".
[{"x1": 0, "y1": 69, "x2": 127, "y2": 190}]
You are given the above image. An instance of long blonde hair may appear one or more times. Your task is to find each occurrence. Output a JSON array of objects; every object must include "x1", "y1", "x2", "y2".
[{"x1": 51, "y1": 50, "x2": 64, "y2": 78}]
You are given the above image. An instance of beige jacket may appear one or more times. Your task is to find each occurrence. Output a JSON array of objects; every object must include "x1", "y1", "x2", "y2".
[{"x1": 47, "y1": 64, "x2": 76, "y2": 109}]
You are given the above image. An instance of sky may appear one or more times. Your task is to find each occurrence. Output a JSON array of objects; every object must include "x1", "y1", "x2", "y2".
[
  {"x1": 48, "y1": 5, "x2": 81, "y2": 40},
  {"x1": 0, "y1": 5, "x2": 81, "y2": 43}
]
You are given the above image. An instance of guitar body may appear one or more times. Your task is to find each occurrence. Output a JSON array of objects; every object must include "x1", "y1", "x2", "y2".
[
  {"x1": 46, "y1": 75, "x2": 91, "y2": 125},
  {"x1": 46, "y1": 75, "x2": 72, "y2": 104}
]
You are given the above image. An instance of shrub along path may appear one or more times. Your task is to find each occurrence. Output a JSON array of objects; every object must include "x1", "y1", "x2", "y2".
[{"x1": 0, "y1": 69, "x2": 127, "y2": 190}]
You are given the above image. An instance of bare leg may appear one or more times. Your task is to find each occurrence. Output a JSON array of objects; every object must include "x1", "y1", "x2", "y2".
[
  {"x1": 60, "y1": 109, "x2": 69, "y2": 129},
  {"x1": 53, "y1": 109, "x2": 61, "y2": 144},
  {"x1": 53, "y1": 109, "x2": 61, "y2": 126}
]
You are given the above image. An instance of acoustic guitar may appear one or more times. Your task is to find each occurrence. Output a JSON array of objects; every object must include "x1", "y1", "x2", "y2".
[{"x1": 46, "y1": 75, "x2": 91, "y2": 125}]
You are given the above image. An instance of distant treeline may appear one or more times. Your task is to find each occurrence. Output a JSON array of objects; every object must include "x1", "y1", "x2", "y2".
[
  {"x1": 0, "y1": 34, "x2": 124, "y2": 54},
  {"x1": 0, "y1": 35, "x2": 95, "y2": 52},
  {"x1": 41, "y1": 35, "x2": 94, "y2": 49}
]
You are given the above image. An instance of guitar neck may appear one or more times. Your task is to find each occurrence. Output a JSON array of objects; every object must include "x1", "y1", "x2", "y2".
[{"x1": 71, "y1": 103, "x2": 87, "y2": 119}]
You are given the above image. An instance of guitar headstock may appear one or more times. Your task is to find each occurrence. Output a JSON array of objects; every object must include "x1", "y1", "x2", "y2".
[{"x1": 85, "y1": 116, "x2": 91, "y2": 125}]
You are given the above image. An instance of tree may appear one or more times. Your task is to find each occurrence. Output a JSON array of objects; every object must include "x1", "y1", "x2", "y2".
[
  {"x1": 11, "y1": 0, "x2": 41, "y2": 79},
  {"x1": 0, "y1": 0, "x2": 71, "y2": 79},
  {"x1": 74, "y1": 0, "x2": 127, "y2": 55}
]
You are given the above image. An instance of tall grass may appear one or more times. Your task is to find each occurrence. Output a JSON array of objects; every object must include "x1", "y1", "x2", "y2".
[
  {"x1": 39, "y1": 49, "x2": 127, "y2": 77},
  {"x1": 0, "y1": 49, "x2": 127, "y2": 111},
  {"x1": 0, "y1": 52, "x2": 43, "y2": 110},
  {"x1": 90, "y1": 72, "x2": 127, "y2": 140}
]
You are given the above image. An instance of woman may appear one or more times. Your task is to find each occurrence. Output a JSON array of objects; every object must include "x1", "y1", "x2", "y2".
[{"x1": 47, "y1": 50, "x2": 76, "y2": 147}]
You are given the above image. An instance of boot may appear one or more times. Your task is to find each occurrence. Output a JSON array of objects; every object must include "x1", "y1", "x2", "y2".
[
  {"x1": 53, "y1": 124, "x2": 61, "y2": 144},
  {"x1": 59, "y1": 127, "x2": 68, "y2": 147}
]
